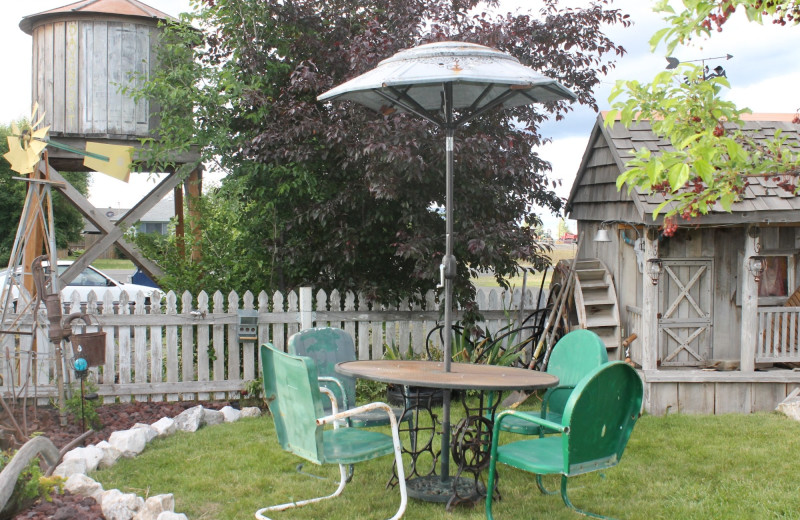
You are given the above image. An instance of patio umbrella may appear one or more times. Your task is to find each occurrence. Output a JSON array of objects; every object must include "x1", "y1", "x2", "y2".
[
  {"x1": 318, "y1": 40, "x2": 575, "y2": 487},
  {"x1": 319, "y1": 40, "x2": 575, "y2": 367}
]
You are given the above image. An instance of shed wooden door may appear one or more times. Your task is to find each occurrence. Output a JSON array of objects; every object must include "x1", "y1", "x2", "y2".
[{"x1": 658, "y1": 259, "x2": 713, "y2": 366}]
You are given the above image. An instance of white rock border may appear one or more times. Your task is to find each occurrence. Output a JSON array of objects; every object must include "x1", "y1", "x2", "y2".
[{"x1": 55, "y1": 404, "x2": 262, "y2": 520}]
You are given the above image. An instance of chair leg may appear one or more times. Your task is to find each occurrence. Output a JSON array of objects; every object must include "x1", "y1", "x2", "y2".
[
  {"x1": 560, "y1": 474, "x2": 615, "y2": 520},
  {"x1": 485, "y1": 454, "x2": 499, "y2": 520},
  {"x1": 254, "y1": 464, "x2": 348, "y2": 520},
  {"x1": 535, "y1": 474, "x2": 558, "y2": 495},
  {"x1": 387, "y1": 409, "x2": 408, "y2": 520}
]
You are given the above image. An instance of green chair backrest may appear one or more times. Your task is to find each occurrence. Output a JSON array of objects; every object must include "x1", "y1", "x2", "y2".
[
  {"x1": 561, "y1": 361, "x2": 643, "y2": 476},
  {"x1": 260, "y1": 343, "x2": 326, "y2": 465},
  {"x1": 545, "y1": 329, "x2": 609, "y2": 414},
  {"x1": 289, "y1": 328, "x2": 356, "y2": 410}
]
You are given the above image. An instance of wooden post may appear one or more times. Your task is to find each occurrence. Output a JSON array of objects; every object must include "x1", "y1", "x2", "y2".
[
  {"x1": 22, "y1": 171, "x2": 45, "y2": 298},
  {"x1": 174, "y1": 185, "x2": 185, "y2": 259},
  {"x1": 740, "y1": 225, "x2": 760, "y2": 372},
  {"x1": 299, "y1": 287, "x2": 313, "y2": 330},
  {"x1": 641, "y1": 229, "x2": 659, "y2": 372},
  {"x1": 185, "y1": 168, "x2": 203, "y2": 263}
]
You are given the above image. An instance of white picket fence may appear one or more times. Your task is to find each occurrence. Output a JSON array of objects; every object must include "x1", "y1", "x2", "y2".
[
  {"x1": 0, "y1": 286, "x2": 547, "y2": 403},
  {"x1": 756, "y1": 306, "x2": 800, "y2": 363}
]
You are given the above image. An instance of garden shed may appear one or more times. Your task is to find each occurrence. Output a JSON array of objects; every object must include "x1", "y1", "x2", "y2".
[{"x1": 564, "y1": 112, "x2": 800, "y2": 415}]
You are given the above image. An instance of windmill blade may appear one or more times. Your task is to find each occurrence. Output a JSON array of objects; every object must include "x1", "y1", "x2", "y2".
[
  {"x1": 4, "y1": 134, "x2": 44, "y2": 174},
  {"x1": 4, "y1": 136, "x2": 34, "y2": 174},
  {"x1": 30, "y1": 102, "x2": 46, "y2": 129},
  {"x1": 84, "y1": 142, "x2": 133, "y2": 182},
  {"x1": 3, "y1": 106, "x2": 50, "y2": 174},
  {"x1": 3, "y1": 104, "x2": 133, "y2": 180}
]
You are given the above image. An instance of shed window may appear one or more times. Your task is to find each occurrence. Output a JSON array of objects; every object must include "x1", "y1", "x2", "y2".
[
  {"x1": 755, "y1": 252, "x2": 796, "y2": 306},
  {"x1": 759, "y1": 256, "x2": 789, "y2": 298}
]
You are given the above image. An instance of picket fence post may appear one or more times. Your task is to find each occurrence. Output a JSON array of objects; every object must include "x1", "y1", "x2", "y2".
[{"x1": 299, "y1": 287, "x2": 313, "y2": 330}]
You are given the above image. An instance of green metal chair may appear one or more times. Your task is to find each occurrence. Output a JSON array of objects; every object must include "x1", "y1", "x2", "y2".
[
  {"x1": 289, "y1": 327, "x2": 410, "y2": 428},
  {"x1": 497, "y1": 329, "x2": 608, "y2": 435},
  {"x1": 255, "y1": 343, "x2": 407, "y2": 520},
  {"x1": 485, "y1": 361, "x2": 643, "y2": 520}
]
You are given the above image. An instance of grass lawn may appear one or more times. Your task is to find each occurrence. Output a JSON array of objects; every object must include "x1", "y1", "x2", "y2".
[
  {"x1": 63, "y1": 246, "x2": 574, "y2": 289},
  {"x1": 472, "y1": 245, "x2": 577, "y2": 289},
  {"x1": 88, "y1": 259, "x2": 135, "y2": 270},
  {"x1": 91, "y1": 408, "x2": 800, "y2": 520},
  {"x1": 61, "y1": 256, "x2": 135, "y2": 271}
]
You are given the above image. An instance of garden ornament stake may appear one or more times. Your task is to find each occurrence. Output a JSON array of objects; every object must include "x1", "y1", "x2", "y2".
[{"x1": 319, "y1": 41, "x2": 575, "y2": 487}]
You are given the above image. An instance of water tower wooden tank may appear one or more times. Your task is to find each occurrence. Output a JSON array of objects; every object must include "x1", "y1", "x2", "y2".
[
  {"x1": 19, "y1": 0, "x2": 191, "y2": 171},
  {"x1": 18, "y1": 0, "x2": 201, "y2": 282}
]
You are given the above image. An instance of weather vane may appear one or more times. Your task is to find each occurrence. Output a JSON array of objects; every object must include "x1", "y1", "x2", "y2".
[{"x1": 665, "y1": 53, "x2": 733, "y2": 81}]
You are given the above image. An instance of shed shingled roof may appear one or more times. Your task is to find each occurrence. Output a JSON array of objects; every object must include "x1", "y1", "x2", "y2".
[{"x1": 565, "y1": 113, "x2": 800, "y2": 226}]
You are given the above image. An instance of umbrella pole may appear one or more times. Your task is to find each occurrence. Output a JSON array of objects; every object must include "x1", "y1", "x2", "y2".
[
  {"x1": 440, "y1": 84, "x2": 455, "y2": 479},
  {"x1": 443, "y1": 126, "x2": 455, "y2": 374}
]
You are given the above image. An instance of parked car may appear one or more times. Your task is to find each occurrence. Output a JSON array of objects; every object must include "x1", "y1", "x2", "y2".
[{"x1": 0, "y1": 261, "x2": 161, "y2": 306}]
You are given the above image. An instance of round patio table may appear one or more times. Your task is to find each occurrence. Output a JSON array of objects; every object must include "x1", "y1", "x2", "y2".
[{"x1": 336, "y1": 360, "x2": 558, "y2": 508}]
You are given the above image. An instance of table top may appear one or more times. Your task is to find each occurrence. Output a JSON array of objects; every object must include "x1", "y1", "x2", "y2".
[{"x1": 336, "y1": 360, "x2": 558, "y2": 391}]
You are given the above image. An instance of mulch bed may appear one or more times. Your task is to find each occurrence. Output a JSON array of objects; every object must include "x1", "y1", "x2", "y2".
[{"x1": 8, "y1": 400, "x2": 232, "y2": 520}]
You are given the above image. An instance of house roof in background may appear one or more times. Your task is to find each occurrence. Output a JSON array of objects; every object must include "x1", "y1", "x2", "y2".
[
  {"x1": 84, "y1": 197, "x2": 175, "y2": 234},
  {"x1": 566, "y1": 113, "x2": 800, "y2": 226}
]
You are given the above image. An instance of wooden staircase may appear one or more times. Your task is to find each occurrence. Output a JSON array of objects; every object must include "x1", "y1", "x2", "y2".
[
  {"x1": 570, "y1": 259, "x2": 622, "y2": 356},
  {"x1": 785, "y1": 284, "x2": 800, "y2": 307}
]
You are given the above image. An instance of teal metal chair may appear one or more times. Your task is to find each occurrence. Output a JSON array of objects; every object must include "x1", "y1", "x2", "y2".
[
  {"x1": 255, "y1": 343, "x2": 407, "y2": 520},
  {"x1": 498, "y1": 329, "x2": 608, "y2": 435},
  {"x1": 486, "y1": 361, "x2": 643, "y2": 520},
  {"x1": 289, "y1": 327, "x2": 410, "y2": 428}
]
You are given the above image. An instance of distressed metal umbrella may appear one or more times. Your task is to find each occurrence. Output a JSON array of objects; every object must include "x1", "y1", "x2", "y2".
[{"x1": 318, "y1": 40, "x2": 575, "y2": 496}]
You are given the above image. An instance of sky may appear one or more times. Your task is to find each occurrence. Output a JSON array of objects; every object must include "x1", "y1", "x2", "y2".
[{"x1": 2, "y1": 1, "x2": 799, "y2": 235}]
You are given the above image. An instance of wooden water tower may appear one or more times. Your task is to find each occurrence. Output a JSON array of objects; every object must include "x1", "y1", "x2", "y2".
[
  {"x1": 18, "y1": 0, "x2": 202, "y2": 281},
  {"x1": 19, "y1": 0, "x2": 198, "y2": 169}
]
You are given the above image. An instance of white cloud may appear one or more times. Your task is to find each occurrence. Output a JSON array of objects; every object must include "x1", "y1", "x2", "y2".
[{"x1": 725, "y1": 71, "x2": 800, "y2": 113}]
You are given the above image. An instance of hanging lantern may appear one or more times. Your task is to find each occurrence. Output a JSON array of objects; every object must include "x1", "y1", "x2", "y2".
[
  {"x1": 748, "y1": 256, "x2": 766, "y2": 283},
  {"x1": 646, "y1": 258, "x2": 663, "y2": 286}
]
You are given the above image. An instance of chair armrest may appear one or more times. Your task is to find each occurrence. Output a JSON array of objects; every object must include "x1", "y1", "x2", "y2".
[
  {"x1": 317, "y1": 385, "x2": 353, "y2": 429},
  {"x1": 318, "y1": 376, "x2": 351, "y2": 409},
  {"x1": 541, "y1": 384, "x2": 575, "y2": 415},
  {"x1": 493, "y1": 409, "x2": 567, "y2": 438},
  {"x1": 318, "y1": 387, "x2": 340, "y2": 415},
  {"x1": 317, "y1": 401, "x2": 399, "y2": 430}
]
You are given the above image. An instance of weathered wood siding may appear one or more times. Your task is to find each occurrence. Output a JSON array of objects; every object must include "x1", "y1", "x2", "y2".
[
  {"x1": 30, "y1": 15, "x2": 158, "y2": 138},
  {"x1": 653, "y1": 226, "x2": 800, "y2": 364},
  {"x1": 643, "y1": 371, "x2": 800, "y2": 415}
]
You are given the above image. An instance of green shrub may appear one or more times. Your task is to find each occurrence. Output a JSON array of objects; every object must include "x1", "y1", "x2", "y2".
[
  {"x1": 240, "y1": 377, "x2": 267, "y2": 409},
  {"x1": 355, "y1": 378, "x2": 387, "y2": 404},
  {"x1": 62, "y1": 381, "x2": 102, "y2": 430},
  {"x1": 0, "y1": 450, "x2": 64, "y2": 519}
]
